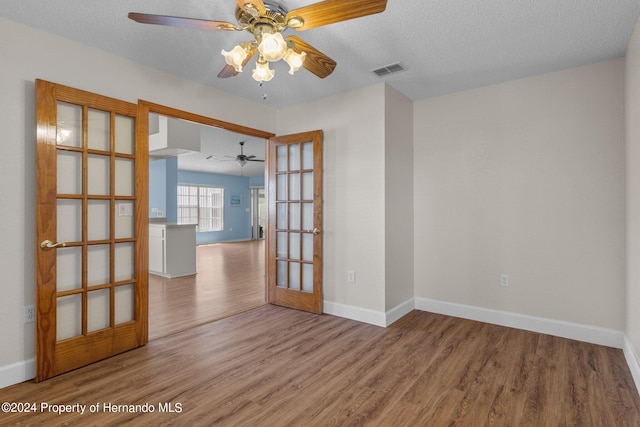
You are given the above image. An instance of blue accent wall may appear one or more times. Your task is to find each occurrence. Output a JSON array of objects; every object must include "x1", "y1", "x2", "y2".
[
  {"x1": 149, "y1": 157, "x2": 178, "y2": 222},
  {"x1": 249, "y1": 174, "x2": 265, "y2": 187},
  {"x1": 149, "y1": 159, "x2": 263, "y2": 245},
  {"x1": 166, "y1": 157, "x2": 178, "y2": 223},
  {"x1": 179, "y1": 170, "x2": 255, "y2": 245}
]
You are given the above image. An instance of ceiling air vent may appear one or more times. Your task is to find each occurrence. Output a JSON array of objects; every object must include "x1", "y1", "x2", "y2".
[{"x1": 371, "y1": 62, "x2": 405, "y2": 77}]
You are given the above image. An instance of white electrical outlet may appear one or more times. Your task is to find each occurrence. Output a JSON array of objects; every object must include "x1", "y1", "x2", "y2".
[
  {"x1": 501, "y1": 274, "x2": 509, "y2": 287},
  {"x1": 24, "y1": 305, "x2": 35, "y2": 323},
  {"x1": 347, "y1": 270, "x2": 356, "y2": 284}
]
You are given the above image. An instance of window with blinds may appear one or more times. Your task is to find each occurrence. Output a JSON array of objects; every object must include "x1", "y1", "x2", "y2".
[{"x1": 177, "y1": 185, "x2": 224, "y2": 231}]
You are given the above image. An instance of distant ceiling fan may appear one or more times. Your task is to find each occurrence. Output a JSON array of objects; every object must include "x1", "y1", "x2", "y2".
[
  {"x1": 128, "y1": 0, "x2": 387, "y2": 82},
  {"x1": 219, "y1": 141, "x2": 264, "y2": 167}
]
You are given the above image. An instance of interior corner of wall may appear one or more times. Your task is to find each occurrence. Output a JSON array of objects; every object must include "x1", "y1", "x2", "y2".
[{"x1": 624, "y1": 335, "x2": 640, "y2": 397}]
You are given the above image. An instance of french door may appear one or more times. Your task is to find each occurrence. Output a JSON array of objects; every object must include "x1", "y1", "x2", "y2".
[
  {"x1": 35, "y1": 80, "x2": 147, "y2": 381},
  {"x1": 267, "y1": 131, "x2": 323, "y2": 314}
]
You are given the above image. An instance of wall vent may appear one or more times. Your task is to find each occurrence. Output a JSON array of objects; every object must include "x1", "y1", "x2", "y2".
[{"x1": 371, "y1": 62, "x2": 405, "y2": 77}]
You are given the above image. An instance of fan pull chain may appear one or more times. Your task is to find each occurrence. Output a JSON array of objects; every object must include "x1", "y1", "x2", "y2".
[{"x1": 260, "y1": 81, "x2": 268, "y2": 100}]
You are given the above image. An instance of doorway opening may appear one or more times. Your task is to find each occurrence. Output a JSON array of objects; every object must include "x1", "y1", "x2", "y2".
[
  {"x1": 141, "y1": 101, "x2": 275, "y2": 340},
  {"x1": 251, "y1": 187, "x2": 266, "y2": 240}
]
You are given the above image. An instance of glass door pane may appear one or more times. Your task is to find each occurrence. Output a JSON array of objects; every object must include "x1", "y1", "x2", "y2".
[
  {"x1": 115, "y1": 115, "x2": 135, "y2": 154},
  {"x1": 56, "y1": 102, "x2": 82, "y2": 148},
  {"x1": 53, "y1": 96, "x2": 136, "y2": 344},
  {"x1": 57, "y1": 151, "x2": 82, "y2": 194},
  {"x1": 57, "y1": 295, "x2": 82, "y2": 340},
  {"x1": 88, "y1": 109, "x2": 110, "y2": 151},
  {"x1": 87, "y1": 290, "x2": 110, "y2": 332},
  {"x1": 273, "y1": 138, "x2": 319, "y2": 297}
]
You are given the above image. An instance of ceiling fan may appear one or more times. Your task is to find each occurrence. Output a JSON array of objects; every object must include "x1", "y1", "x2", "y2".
[
  {"x1": 215, "y1": 141, "x2": 264, "y2": 167},
  {"x1": 128, "y1": 0, "x2": 388, "y2": 82}
]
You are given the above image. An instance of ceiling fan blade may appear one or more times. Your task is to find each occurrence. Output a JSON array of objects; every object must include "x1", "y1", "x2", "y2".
[
  {"x1": 247, "y1": 159, "x2": 265, "y2": 162},
  {"x1": 128, "y1": 12, "x2": 241, "y2": 31},
  {"x1": 286, "y1": 0, "x2": 387, "y2": 31},
  {"x1": 236, "y1": 0, "x2": 266, "y2": 17},
  {"x1": 217, "y1": 64, "x2": 239, "y2": 79},
  {"x1": 217, "y1": 48, "x2": 257, "y2": 78},
  {"x1": 286, "y1": 36, "x2": 336, "y2": 79}
]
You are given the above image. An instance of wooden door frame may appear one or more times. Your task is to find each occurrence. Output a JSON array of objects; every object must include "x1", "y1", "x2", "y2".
[{"x1": 137, "y1": 101, "x2": 275, "y2": 303}]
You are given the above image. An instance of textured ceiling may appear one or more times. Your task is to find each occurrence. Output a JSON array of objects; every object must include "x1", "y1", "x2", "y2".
[
  {"x1": 3, "y1": 0, "x2": 639, "y2": 175},
  {"x1": 2, "y1": 0, "x2": 639, "y2": 109}
]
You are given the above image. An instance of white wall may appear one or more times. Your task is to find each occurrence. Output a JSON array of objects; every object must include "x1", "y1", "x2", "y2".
[
  {"x1": 414, "y1": 59, "x2": 626, "y2": 330},
  {"x1": 0, "y1": 17, "x2": 276, "y2": 387},
  {"x1": 626, "y1": 17, "x2": 640, "y2": 372},
  {"x1": 384, "y1": 85, "x2": 414, "y2": 310},
  {"x1": 276, "y1": 84, "x2": 388, "y2": 315}
]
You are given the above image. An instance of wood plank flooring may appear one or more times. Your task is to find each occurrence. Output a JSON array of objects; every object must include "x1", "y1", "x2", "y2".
[
  {"x1": 2, "y1": 306, "x2": 639, "y2": 426},
  {"x1": 149, "y1": 240, "x2": 266, "y2": 340}
]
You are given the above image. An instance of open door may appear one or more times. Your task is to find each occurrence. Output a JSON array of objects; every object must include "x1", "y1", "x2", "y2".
[
  {"x1": 267, "y1": 131, "x2": 323, "y2": 314},
  {"x1": 35, "y1": 80, "x2": 148, "y2": 381}
]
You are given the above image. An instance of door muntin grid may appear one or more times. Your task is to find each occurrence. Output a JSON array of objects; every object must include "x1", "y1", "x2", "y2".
[
  {"x1": 275, "y1": 141, "x2": 315, "y2": 293},
  {"x1": 55, "y1": 102, "x2": 136, "y2": 341}
]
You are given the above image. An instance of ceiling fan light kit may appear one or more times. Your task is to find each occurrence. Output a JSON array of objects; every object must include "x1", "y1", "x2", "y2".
[
  {"x1": 258, "y1": 32, "x2": 287, "y2": 61},
  {"x1": 221, "y1": 45, "x2": 249, "y2": 72},
  {"x1": 129, "y1": 0, "x2": 387, "y2": 84},
  {"x1": 283, "y1": 48, "x2": 306, "y2": 75},
  {"x1": 252, "y1": 58, "x2": 275, "y2": 82},
  {"x1": 223, "y1": 2, "x2": 308, "y2": 82}
]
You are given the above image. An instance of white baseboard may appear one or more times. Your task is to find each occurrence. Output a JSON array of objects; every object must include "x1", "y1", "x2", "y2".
[
  {"x1": 325, "y1": 297, "x2": 625, "y2": 349},
  {"x1": 323, "y1": 298, "x2": 416, "y2": 328},
  {"x1": 323, "y1": 301, "x2": 387, "y2": 327},
  {"x1": 414, "y1": 297, "x2": 624, "y2": 349},
  {"x1": 623, "y1": 337, "x2": 640, "y2": 397},
  {"x1": 0, "y1": 358, "x2": 34, "y2": 389},
  {"x1": 384, "y1": 298, "x2": 415, "y2": 326}
]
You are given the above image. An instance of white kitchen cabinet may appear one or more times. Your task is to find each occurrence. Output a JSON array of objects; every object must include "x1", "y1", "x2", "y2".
[{"x1": 149, "y1": 223, "x2": 196, "y2": 278}]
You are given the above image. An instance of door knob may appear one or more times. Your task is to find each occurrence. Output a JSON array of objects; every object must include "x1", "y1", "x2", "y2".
[
  {"x1": 313, "y1": 228, "x2": 320, "y2": 235},
  {"x1": 40, "y1": 240, "x2": 67, "y2": 249}
]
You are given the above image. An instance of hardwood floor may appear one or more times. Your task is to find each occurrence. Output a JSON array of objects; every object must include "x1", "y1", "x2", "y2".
[
  {"x1": 149, "y1": 240, "x2": 266, "y2": 340},
  {"x1": 2, "y1": 306, "x2": 639, "y2": 426}
]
